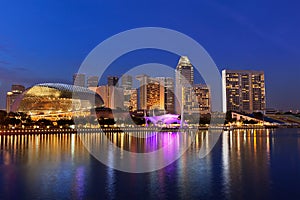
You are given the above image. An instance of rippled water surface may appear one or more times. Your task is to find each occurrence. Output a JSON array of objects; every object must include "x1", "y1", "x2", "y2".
[{"x1": 0, "y1": 128, "x2": 300, "y2": 199}]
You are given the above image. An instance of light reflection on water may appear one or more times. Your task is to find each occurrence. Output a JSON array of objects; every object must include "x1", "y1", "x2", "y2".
[
  {"x1": 78, "y1": 131, "x2": 197, "y2": 173},
  {"x1": 0, "y1": 129, "x2": 300, "y2": 199}
]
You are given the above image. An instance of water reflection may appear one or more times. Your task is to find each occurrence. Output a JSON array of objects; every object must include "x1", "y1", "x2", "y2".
[
  {"x1": 0, "y1": 133, "x2": 90, "y2": 199},
  {"x1": 0, "y1": 129, "x2": 299, "y2": 199},
  {"x1": 220, "y1": 129, "x2": 273, "y2": 199},
  {"x1": 79, "y1": 131, "x2": 196, "y2": 173}
]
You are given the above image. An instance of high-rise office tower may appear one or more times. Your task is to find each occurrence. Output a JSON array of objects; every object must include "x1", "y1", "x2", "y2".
[
  {"x1": 6, "y1": 84, "x2": 25, "y2": 113},
  {"x1": 175, "y1": 56, "x2": 194, "y2": 114},
  {"x1": 156, "y1": 77, "x2": 175, "y2": 113},
  {"x1": 175, "y1": 56, "x2": 194, "y2": 86},
  {"x1": 107, "y1": 76, "x2": 119, "y2": 87},
  {"x1": 121, "y1": 75, "x2": 136, "y2": 111},
  {"x1": 177, "y1": 84, "x2": 211, "y2": 115},
  {"x1": 123, "y1": 89, "x2": 138, "y2": 111},
  {"x1": 136, "y1": 75, "x2": 164, "y2": 111},
  {"x1": 136, "y1": 75, "x2": 148, "y2": 110},
  {"x1": 96, "y1": 85, "x2": 124, "y2": 109},
  {"x1": 193, "y1": 84, "x2": 211, "y2": 113},
  {"x1": 87, "y1": 76, "x2": 99, "y2": 88},
  {"x1": 222, "y1": 70, "x2": 266, "y2": 113},
  {"x1": 121, "y1": 75, "x2": 133, "y2": 90},
  {"x1": 73, "y1": 73, "x2": 86, "y2": 87}
]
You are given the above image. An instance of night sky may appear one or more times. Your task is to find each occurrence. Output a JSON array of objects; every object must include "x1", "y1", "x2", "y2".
[{"x1": 0, "y1": 0, "x2": 299, "y2": 110}]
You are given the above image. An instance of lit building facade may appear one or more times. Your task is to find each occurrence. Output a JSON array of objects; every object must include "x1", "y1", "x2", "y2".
[
  {"x1": 222, "y1": 70, "x2": 266, "y2": 113},
  {"x1": 193, "y1": 84, "x2": 211, "y2": 113},
  {"x1": 11, "y1": 83, "x2": 104, "y2": 121},
  {"x1": 136, "y1": 75, "x2": 164, "y2": 111},
  {"x1": 156, "y1": 77, "x2": 175, "y2": 113},
  {"x1": 121, "y1": 75, "x2": 136, "y2": 111},
  {"x1": 123, "y1": 89, "x2": 138, "y2": 111},
  {"x1": 96, "y1": 85, "x2": 124, "y2": 109},
  {"x1": 178, "y1": 84, "x2": 211, "y2": 115},
  {"x1": 6, "y1": 84, "x2": 25, "y2": 113},
  {"x1": 73, "y1": 73, "x2": 86, "y2": 87}
]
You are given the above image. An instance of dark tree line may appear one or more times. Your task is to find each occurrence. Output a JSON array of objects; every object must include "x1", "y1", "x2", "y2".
[
  {"x1": 0, "y1": 111, "x2": 32, "y2": 129},
  {"x1": 0, "y1": 111, "x2": 100, "y2": 129}
]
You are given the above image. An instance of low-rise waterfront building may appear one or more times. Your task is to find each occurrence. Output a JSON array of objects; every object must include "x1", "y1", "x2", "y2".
[{"x1": 11, "y1": 83, "x2": 104, "y2": 121}]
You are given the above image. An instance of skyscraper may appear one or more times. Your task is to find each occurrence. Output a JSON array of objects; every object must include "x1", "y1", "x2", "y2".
[
  {"x1": 6, "y1": 84, "x2": 25, "y2": 113},
  {"x1": 136, "y1": 75, "x2": 164, "y2": 111},
  {"x1": 107, "y1": 76, "x2": 119, "y2": 87},
  {"x1": 175, "y1": 56, "x2": 194, "y2": 86},
  {"x1": 177, "y1": 84, "x2": 211, "y2": 115},
  {"x1": 96, "y1": 85, "x2": 124, "y2": 109},
  {"x1": 123, "y1": 89, "x2": 138, "y2": 111},
  {"x1": 87, "y1": 76, "x2": 99, "y2": 88},
  {"x1": 121, "y1": 75, "x2": 133, "y2": 90},
  {"x1": 156, "y1": 77, "x2": 175, "y2": 113},
  {"x1": 73, "y1": 73, "x2": 86, "y2": 87},
  {"x1": 193, "y1": 84, "x2": 211, "y2": 113},
  {"x1": 175, "y1": 56, "x2": 194, "y2": 114},
  {"x1": 121, "y1": 75, "x2": 136, "y2": 111},
  {"x1": 222, "y1": 70, "x2": 266, "y2": 113}
]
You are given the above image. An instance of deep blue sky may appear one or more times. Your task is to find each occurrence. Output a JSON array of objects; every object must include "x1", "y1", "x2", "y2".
[{"x1": 0, "y1": 0, "x2": 299, "y2": 110}]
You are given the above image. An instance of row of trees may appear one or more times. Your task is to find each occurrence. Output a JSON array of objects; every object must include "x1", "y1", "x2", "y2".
[
  {"x1": 0, "y1": 110, "x2": 100, "y2": 129},
  {"x1": 0, "y1": 110, "x2": 32, "y2": 129},
  {"x1": 0, "y1": 109, "x2": 270, "y2": 130}
]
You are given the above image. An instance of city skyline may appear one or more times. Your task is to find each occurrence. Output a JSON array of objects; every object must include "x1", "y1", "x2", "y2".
[
  {"x1": 5, "y1": 66, "x2": 265, "y2": 116},
  {"x1": 1, "y1": 2, "x2": 300, "y2": 199},
  {"x1": 0, "y1": 55, "x2": 273, "y2": 114},
  {"x1": 0, "y1": 66, "x2": 280, "y2": 113},
  {"x1": 2, "y1": 57, "x2": 298, "y2": 128},
  {"x1": 0, "y1": 1, "x2": 299, "y2": 111},
  {"x1": 1, "y1": 58, "x2": 291, "y2": 111}
]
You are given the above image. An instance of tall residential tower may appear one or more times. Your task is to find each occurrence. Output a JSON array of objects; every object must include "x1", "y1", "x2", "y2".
[{"x1": 222, "y1": 70, "x2": 266, "y2": 113}]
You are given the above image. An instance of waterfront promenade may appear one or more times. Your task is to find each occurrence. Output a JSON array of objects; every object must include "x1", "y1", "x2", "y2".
[{"x1": 0, "y1": 125, "x2": 287, "y2": 135}]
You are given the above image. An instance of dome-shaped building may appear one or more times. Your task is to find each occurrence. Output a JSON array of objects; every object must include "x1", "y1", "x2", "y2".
[{"x1": 12, "y1": 83, "x2": 104, "y2": 120}]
